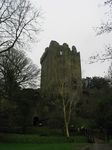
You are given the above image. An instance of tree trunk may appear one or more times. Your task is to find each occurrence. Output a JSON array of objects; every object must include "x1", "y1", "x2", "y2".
[
  {"x1": 65, "y1": 123, "x2": 70, "y2": 138},
  {"x1": 63, "y1": 100, "x2": 70, "y2": 137}
]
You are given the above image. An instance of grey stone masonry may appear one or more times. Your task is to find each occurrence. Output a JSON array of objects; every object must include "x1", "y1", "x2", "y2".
[{"x1": 40, "y1": 40, "x2": 82, "y2": 101}]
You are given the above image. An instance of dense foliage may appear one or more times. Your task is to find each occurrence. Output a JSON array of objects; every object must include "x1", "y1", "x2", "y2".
[{"x1": 0, "y1": 49, "x2": 40, "y2": 133}]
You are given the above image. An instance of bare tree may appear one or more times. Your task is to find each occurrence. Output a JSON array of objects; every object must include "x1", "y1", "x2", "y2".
[
  {"x1": 95, "y1": 0, "x2": 112, "y2": 35},
  {"x1": 0, "y1": 0, "x2": 43, "y2": 54},
  {"x1": 0, "y1": 49, "x2": 40, "y2": 93},
  {"x1": 52, "y1": 62, "x2": 81, "y2": 138},
  {"x1": 89, "y1": 0, "x2": 112, "y2": 63}
]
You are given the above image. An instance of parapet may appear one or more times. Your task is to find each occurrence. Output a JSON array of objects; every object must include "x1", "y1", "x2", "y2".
[
  {"x1": 40, "y1": 41, "x2": 79, "y2": 64},
  {"x1": 49, "y1": 40, "x2": 59, "y2": 48},
  {"x1": 62, "y1": 43, "x2": 69, "y2": 48},
  {"x1": 72, "y1": 46, "x2": 77, "y2": 53}
]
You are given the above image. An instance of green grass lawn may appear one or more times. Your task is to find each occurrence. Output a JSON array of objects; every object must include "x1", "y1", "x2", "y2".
[
  {"x1": 0, "y1": 127, "x2": 111, "y2": 150},
  {"x1": 0, "y1": 133, "x2": 89, "y2": 150},
  {"x1": 0, "y1": 143, "x2": 88, "y2": 150},
  {"x1": 0, "y1": 133, "x2": 88, "y2": 144},
  {"x1": 0, "y1": 127, "x2": 89, "y2": 150}
]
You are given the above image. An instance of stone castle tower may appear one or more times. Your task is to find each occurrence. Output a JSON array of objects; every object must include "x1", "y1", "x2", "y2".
[{"x1": 40, "y1": 41, "x2": 82, "y2": 100}]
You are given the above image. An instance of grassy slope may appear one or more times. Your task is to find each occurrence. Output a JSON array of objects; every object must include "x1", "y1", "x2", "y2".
[
  {"x1": 0, "y1": 133, "x2": 89, "y2": 150},
  {"x1": 0, "y1": 127, "x2": 89, "y2": 150},
  {"x1": 0, "y1": 143, "x2": 89, "y2": 150},
  {"x1": 0, "y1": 133, "x2": 88, "y2": 143}
]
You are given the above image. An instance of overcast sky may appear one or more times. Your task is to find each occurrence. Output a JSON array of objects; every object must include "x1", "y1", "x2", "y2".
[{"x1": 28, "y1": 0, "x2": 112, "y2": 78}]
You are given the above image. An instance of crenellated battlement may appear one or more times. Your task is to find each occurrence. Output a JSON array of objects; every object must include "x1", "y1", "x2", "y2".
[{"x1": 40, "y1": 41, "x2": 79, "y2": 64}]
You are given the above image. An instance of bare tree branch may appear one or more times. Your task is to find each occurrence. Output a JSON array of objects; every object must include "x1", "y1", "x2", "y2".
[
  {"x1": 89, "y1": 45, "x2": 112, "y2": 63},
  {"x1": 90, "y1": 1, "x2": 112, "y2": 63},
  {"x1": 0, "y1": 49, "x2": 40, "y2": 89},
  {"x1": 0, "y1": 0, "x2": 43, "y2": 55}
]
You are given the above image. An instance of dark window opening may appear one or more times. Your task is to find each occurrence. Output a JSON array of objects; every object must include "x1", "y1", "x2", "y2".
[{"x1": 33, "y1": 116, "x2": 39, "y2": 126}]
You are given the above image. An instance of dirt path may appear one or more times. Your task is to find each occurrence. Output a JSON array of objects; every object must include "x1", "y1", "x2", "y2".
[
  {"x1": 90, "y1": 143, "x2": 112, "y2": 150},
  {"x1": 82, "y1": 139, "x2": 112, "y2": 150}
]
